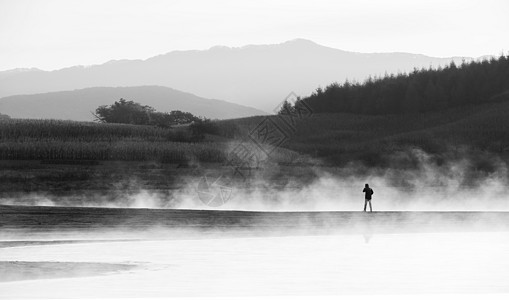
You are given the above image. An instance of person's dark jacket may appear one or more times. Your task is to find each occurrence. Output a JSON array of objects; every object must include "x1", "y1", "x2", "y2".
[{"x1": 363, "y1": 187, "x2": 374, "y2": 200}]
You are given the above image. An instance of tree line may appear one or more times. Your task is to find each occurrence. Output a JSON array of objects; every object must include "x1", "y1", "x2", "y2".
[
  {"x1": 289, "y1": 54, "x2": 509, "y2": 115},
  {"x1": 93, "y1": 98, "x2": 219, "y2": 141},
  {"x1": 93, "y1": 98, "x2": 202, "y2": 127}
]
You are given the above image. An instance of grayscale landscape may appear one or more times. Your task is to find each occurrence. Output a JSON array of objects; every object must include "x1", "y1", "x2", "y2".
[{"x1": 1, "y1": 0, "x2": 508, "y2": 299}]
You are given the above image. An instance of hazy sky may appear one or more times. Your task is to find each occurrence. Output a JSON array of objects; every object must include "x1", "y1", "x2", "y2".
[{"x1": 1, "y1": 0, "x2": 508, "y2": 71}]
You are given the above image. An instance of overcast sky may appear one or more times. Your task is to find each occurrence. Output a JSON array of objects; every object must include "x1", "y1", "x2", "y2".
[{"x1": 1, "y1": 0, "x2": 508, "y2": 71}]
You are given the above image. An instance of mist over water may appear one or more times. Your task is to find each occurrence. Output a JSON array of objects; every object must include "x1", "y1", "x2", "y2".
[
  {"x1": 1, "y1": 232, "x2": 509, "y2": 298},
  {"x1": 2, "y1": 148, "x2": 508, "y2": 211},
  {"x1": 2, "y1": 150, "x2": 509, "y2": 298}
]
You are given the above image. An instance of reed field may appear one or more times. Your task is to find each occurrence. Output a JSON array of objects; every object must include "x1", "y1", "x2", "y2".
[{"x1": 0, "y1": 119, "x2": 227, "y2": 162}]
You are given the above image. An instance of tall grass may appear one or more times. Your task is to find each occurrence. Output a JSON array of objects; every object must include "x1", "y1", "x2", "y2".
[
  {"x1": 0, "y1": 119, "x2": 226, "y2": 162},
  {"x1": 1, "y1": 119, "x2": 179, "y2": 141}
]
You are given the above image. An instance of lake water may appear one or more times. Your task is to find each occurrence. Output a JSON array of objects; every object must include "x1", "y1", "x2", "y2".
[{"x1": 1, "y1": 231, "x2": 509, "y2": 298}]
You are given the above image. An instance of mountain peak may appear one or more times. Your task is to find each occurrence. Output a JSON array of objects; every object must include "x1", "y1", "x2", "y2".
[
  {"x1": 0, "y1": 67, "x2": 43, "y2": 74},
  {"x1": 208, "y1": 45, "x2": 232, "y2": 51},
  {"x1": 282, "y1": 38, "x2": 318, "y2": 46},
  {"x1": 0, "y1": 40, "x2": 473, "y2": 112},
  {"x1": 204, "y1": 39, "x2": 321, "y2": 52}
]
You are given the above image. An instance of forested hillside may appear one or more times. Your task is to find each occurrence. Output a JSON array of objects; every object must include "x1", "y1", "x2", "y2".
[{"x1": 299, "y1": 55, "x2": 509, "y2": 114}]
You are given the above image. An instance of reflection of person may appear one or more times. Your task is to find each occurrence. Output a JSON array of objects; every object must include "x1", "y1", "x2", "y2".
[{"x1": 362, "y1": 183, "x2": 374, "y2": 212}]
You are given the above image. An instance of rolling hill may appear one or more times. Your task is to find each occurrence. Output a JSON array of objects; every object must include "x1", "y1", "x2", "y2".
[
  {"x1": 0, "y1": 86, "x2": 266, "y2": 121},
  {"x1": 216, "y1": 100, "x2": 509, "y2": 166},
  {"x1": 0, "y1": 39, "x2": 472, "y2": 111}
]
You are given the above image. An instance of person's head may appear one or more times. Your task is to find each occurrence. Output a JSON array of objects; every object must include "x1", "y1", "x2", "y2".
[{"x1": 365, "y1": 183, "x2": 369, "y2": 188}]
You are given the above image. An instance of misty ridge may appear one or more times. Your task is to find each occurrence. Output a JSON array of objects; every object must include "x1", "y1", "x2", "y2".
[
  {"x1": 0, "y1": 39, "x2": 476, "y2": 113},
  {"x1": 0, "y1": 86, "x2": 266, "y2": 121}
]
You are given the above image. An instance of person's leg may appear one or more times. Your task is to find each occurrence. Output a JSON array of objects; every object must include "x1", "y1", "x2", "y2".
[
  {"x1": 369, "y1": 200, "x2": 372, "y2": 212},
  {"x1": 363, "y1": 200, "x2": 367, "y2": 212}
]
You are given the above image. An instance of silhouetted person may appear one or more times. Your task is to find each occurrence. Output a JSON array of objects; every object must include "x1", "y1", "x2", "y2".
[{"x1": 362, "y1": 183, "x2": 374, "y2": 212}]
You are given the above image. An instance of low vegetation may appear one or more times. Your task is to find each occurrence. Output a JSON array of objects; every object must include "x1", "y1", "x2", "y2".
[{"x1": 0, "y1": 119, "x2": 226, "y2": 162}]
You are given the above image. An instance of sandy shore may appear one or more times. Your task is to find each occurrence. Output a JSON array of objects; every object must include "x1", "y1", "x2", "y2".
[
  {"x1": 0, "y1": 261, "x2": 137, "y2": 282},
  {"x1": 1, "y1": 205, "x2": 508, "y2": 237}
]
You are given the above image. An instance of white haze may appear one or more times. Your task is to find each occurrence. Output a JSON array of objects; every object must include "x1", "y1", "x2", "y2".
[
  {"x1": 2, "y1": 149, "x2": 508, "y2": 297},
  {"x1": 1, "y1": 0, "x2": 508, "y2": 70},
  {"x1": 2, "y1": 149, "x2": 508, "y2": 211},
  {"x1": 1, "y1": 233, "x2": 509, "y2": 297}
]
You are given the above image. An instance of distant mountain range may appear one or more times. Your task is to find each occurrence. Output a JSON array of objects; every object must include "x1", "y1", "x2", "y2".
[
  {"x1": 0, "y1": 39, "x2": 474, "y2": 112},
  {"x1": 0, "y1": 86, "x2": 266, "y2": 121}
]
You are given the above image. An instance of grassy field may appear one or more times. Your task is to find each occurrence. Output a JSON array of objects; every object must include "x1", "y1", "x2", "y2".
[
  {"x1": 0, "y1": 118, "x2": 307, "y2": 203},
  {"x1": 2, "y1": 101, "x2": 509, "y2": 203},
  {"x1": 4, "y1": 100, "x2": 509, "y2": 166},
  {"x1": 0, "y1": 119, "x2": 229, "y2": 162},
  {"x1": 216, "y1": 100, "x2": 509, "y2": 166}
]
